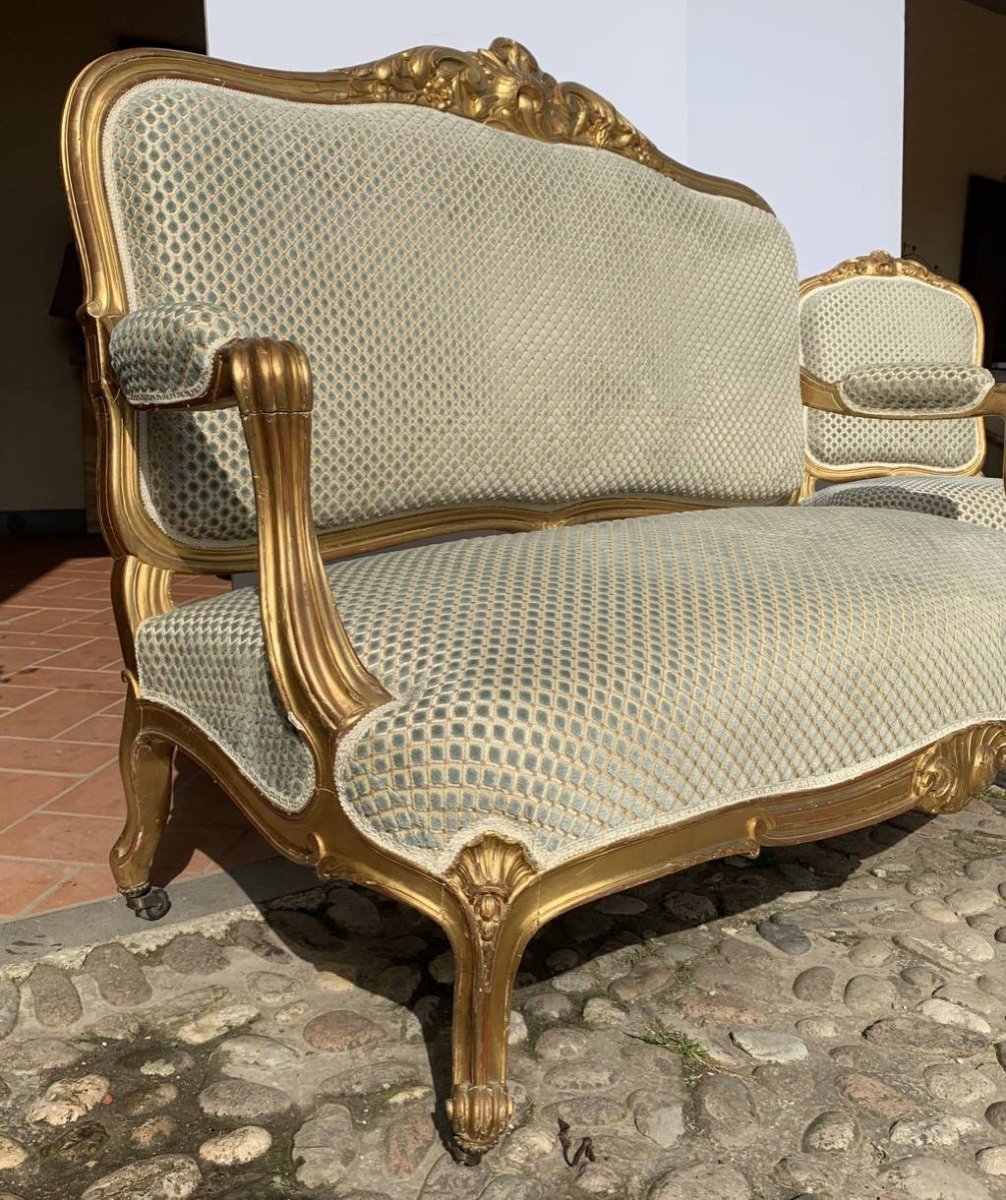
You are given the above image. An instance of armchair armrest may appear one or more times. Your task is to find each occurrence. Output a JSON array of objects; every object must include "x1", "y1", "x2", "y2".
[
  {"x1": 802, "y1": 364, "x2": 1006, "y2": 421},
  {"x1": 118, "y1": 330, "x2": 392, "y2": 765},
  {"x1": 837, "y1": 362, "x2": 994, "y2": 417},
  {"x1": 108, "y1": 303, "x2": 252, "y2": 408}
]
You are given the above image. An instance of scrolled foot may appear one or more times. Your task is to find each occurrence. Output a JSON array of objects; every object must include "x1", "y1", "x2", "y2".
[
  {"x1": 122, "y1": 885, "x2": 171, "y2": 921},
  {"x1": 447, "y1": 1082, "x2": 513, "y2": 1153}
]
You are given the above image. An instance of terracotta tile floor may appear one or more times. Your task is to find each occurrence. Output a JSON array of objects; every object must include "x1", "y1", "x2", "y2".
[{"x1": 0, "y1": 536, "x2": 276, "y2": 919}]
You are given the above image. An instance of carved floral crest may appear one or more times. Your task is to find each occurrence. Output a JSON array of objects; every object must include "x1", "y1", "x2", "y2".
[{"x1": 810, "y1": 249, "x2": 955, "y2": 291}]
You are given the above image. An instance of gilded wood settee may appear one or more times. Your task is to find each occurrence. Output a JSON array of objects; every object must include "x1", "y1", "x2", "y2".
[{"x1": 61, "y1": 39, "x2": 1006, "y2": 1154}]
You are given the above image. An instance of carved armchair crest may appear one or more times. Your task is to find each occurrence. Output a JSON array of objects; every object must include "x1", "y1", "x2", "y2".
[{"x1": 61, "y1": 40, "x2": 1006, "y2": 1156}]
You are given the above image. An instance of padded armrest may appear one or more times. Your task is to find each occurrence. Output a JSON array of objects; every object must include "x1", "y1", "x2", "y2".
[
  {"x1": 109, "y1": 303, "x2": 252, "y2": 407},
  {"x1": 837, "y1": 362, "x2": 995, "y2": 417}
]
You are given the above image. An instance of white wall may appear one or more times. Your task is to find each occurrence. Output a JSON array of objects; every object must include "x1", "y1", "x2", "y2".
[
  {"x1": 205, "y1": 1, "x2": 689, "y2": 154},
  {"x1": 206, "y1": 0, "x2": 904, "y2": 278},
  {"x1": 686, "y1": 0, "x2": 905, "y2": 277}
]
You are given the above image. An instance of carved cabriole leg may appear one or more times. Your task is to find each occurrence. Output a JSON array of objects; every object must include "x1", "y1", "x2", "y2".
[
  {"x1": 110, "y1": 679, "x2": 174, "y2": 899},
  {"x1": 911, "y1": 724, "x2": 1006, "y2": 814},
  {"x1": 443, "y1": 834, "x2": 538, "y2": 1154}
]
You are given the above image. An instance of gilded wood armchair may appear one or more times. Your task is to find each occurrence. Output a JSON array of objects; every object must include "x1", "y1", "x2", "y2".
[
  {"x1": 62, "y1": 40, "x2": 1006, "y2": 1154},
  {"x1": 799, "y1": 251, "x2": 990, "y2": 497}
]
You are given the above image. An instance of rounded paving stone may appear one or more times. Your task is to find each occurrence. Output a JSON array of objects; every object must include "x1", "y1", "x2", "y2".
[
  {"x1": 987, "y1": 1101, "x2": 1006, "y2": 1132},
  {"x1": 663, "y1": 892, "x2": 717, "y2": 923},
  {"x1": 175, "y1": 1003, "x2": 259, "y2": 1045},
  {"x1": 730, "y1": 1030, "x2": 808, "y2": 1063},
  {"x1": 385, "y1": 1110, "x2": 438, "y2": 1178},
  {"x1": 647, "y1": 1163, "x2": 751, "y2": 1200},
  {"x1": 912, "y1": 898, "x2": 960, "y2": 925},
  {"x1": 942, "y1": 925, "x2": 995, "y2": 963},
  {"x1": 946, "y1": 887, "x2": 999, "y2": 916},
  {"x1": 162, "y1": 933, "x2": 228, "y2": 975},
  {"x1": 925, "y1": 1062, "x2": 998, "y2": 1106},
  {"x1": 691, "y1": 1075, "x2": 759, "y2": 1148},
  {"x1": 83, "y1": 944, "x2": 151, "y2": 1008},
  {"x1": 633, "y1": 1094, "x2": 685, "y2": 1148},
  {"x1": 583, "y1": 998, "x2": 628, "y2": 1028},
  {"x1": 326, "y1": 888, "x2": 381, "y2": 936},
  {"x1": 554, "y1": 1096, "x2": 627, "y2": 1128},
  {"x1": 834, "y1": 1071, "x2": 914, "y2": 1119},
  {"x1": 881, "y1": 1155, "x2": 991, "y2": 1200},
  {"x1": 843, "y1": 974, "x2": 897, "y2": 1014},
  {"x1": 27, "y1": 1073, "x2": 109, "y2": 1126},
  {"x1": 27, "y1": 964, "x2": 82, "y2": 1028},
  {"x1": 292, "y1": 1103, "x2": 356, "y2": 1189},
  {"x1": 198, "y1": 1125, "x2": 271, "y2": 1166},
  {"x1": 211, "y1": 1034, "x2": 300, "y2": 1077},
  {"x1": 918, "y1": 996, "x2": 992, "y2": 1034},
  {"x1": 521, "y1": 991, "x2": 574, "y2": 1022},
  {"x1": 121, "y1": 1082, "x2": 179, "y2": 1117},
  {"x1": 864, "y1": 1016, "x2": 987, "y2": 1057},
  {"x1": 889, "y1": 1114, "x2": 983, "y2": 1147},
  {"x1": 0, "y1": 977, "x2": 18, "y2": 1041},
  {"x1": 848, "y1": 937, "x2": 893, "y2": 967},
  {"x1": 535, "y1": 1026, "x2": 591, "y2": 1061},
  {"x1": 130, "y1": 1115, "x2": 177, "y2": 1151},
  {"x1": 198, "y1": 1079, "x2": 292, "y2": 1119},
  {"x1": 0, "y1": 1036, "x2": 81, "y2": 1074},
  {"x1": 793, "y1": 967, "x2": 835, "y2": 1002},
  {"x1": 977, "y1": 1146, "x2": 1006, "y2": 1176},
  {"x1": 229, "y1": 919, "x2": 290, "y2": 962},
  {"x1": 756, "y1": 918, "x2": 811, "y2": 956},
  {"x1": 802, "y1": 1110, "x2": 857, "y2": 1152},
  {"x1": 81, "y1": 1155, "x2": 202, "y2": 1200},
  {"x1": 0, "y1": 1136, "x2": 27, "y2": 1170},
  {"x1": 246, "y1": 971, "x2": 301, "y2": 1005},
  {"x1": 303, "y1": 1009, "x2": 385, "y2": 1051}
]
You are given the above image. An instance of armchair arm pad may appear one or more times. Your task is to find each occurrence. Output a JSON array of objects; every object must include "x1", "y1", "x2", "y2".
[
  {"x1": 837, "y1": 362, "x2": 995, "y2": 417},
  {"x1": 109, "y1": 303, "x2": 253, "y2": 407}
]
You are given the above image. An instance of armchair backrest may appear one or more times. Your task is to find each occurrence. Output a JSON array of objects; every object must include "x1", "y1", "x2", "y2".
[
  {"x1": 800, "y1": 252, "x2": 985, "y2": 483},
  {"x1": 64, "y1": 40, "x2": 806, "y2": 570}
]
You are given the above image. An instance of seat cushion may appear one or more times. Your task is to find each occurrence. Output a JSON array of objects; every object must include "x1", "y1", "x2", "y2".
[
  {"x1": 136, "y1": 507, "x2": 1006, "y2": 874},
  {"x1": 803, "y1": 475, "x2": 1006, "y2": 534}
]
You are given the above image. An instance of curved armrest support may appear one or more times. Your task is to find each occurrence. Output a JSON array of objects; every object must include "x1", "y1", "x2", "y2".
[
  {"x1": 802, "y1": 367, "x2": 1006, "y2": 422},
  {"x1": 118, "y1": 329, "x2": 393, "y2": 769},
  {"x1": 109, "y1": 303, "x2": 252, "y2": 409},
  {"x1": 229, "y1": 339, "x2": 393, "y2": 777}
]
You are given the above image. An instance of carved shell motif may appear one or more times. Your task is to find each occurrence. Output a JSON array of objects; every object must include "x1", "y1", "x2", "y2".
[
  {"x1": 446, "y1": 833, "x2": 536, "y2": 987},
  {"x1": 912, "y1": 724, "x2": 1006, "y2": 815}
]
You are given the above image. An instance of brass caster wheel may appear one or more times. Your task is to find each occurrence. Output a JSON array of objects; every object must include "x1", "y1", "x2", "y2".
[{"x1": 122, "y1": 885, "x2": 171, "y2": 921}]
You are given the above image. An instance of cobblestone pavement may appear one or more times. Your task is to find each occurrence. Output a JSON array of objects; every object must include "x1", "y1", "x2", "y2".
[{"x1": 8, "y1": 794, "x2": 1006, "y2": 1199}]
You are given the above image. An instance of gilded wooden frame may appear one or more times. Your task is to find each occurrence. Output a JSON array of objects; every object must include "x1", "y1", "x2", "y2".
[
  {"x1": 798, "y1": 250, "x2": 989, "y2": 500},
  {"x1": 63, "y1": 41, "x2": 1006, "y2": 1153}
]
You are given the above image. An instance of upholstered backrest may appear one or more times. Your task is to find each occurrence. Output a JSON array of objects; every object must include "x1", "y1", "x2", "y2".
[
  {"x1": 800, "y1": 270, "x2": 983, "y2": 475},
  {"x1": 102, "y1": 77, "x2": 804, "y2": 546}
]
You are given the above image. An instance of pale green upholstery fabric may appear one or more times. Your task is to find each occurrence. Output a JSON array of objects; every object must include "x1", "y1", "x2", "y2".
[
  {"x1": 801, "y1": 276, "x2": 983, "y2": 472},
  {"x1": 838, "y1": 362, "x2": 994, "y2": 417},
  {"x1": 103, "y1": 80, "x2": 804, "y2": 545},
  {"x1": 803, "y1": 475, "x2": 1006, "y2": 533},
  {"x1": 110, "y1": 304, "x2": 252, "y2": 406},
  {"x1": 136, "y1": 506, "x2": 1006, "y2": 875}
]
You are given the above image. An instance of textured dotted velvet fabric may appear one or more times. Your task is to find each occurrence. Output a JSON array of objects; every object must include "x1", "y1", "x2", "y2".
[{"x1": 136, "y1": 507, "x2": 1006, "y2": 874}]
